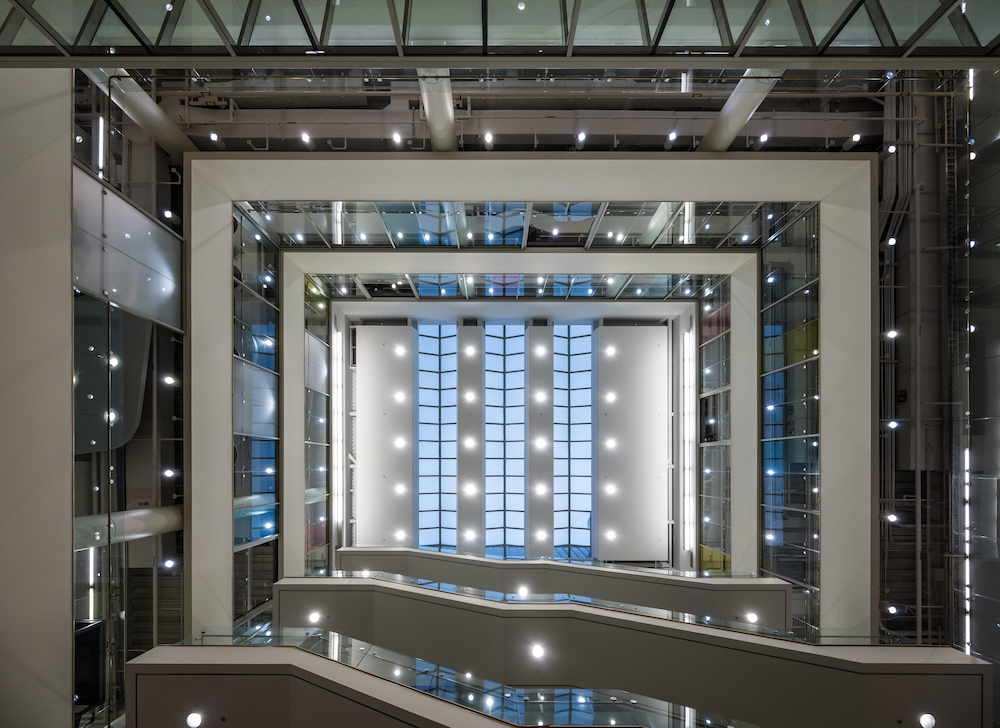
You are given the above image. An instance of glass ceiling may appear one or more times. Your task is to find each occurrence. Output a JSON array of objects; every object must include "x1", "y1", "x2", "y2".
[
  {"x1": 310, "y1": 272, "x2": 730, "y2": 302},
  {"x1": 0, "y1": 0, "x2": 996, "y2": 59},
  {"x1": 237, "y1": 200, "x2": 815, "y2": 249}
]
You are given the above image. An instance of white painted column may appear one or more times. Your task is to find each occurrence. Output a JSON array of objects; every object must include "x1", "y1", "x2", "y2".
[
  {"x1": 456, "y1": 324, "x2": 485, "y2": 556},
  {"x1": 354, "y1": 326, "x2": 417, "y2": 547},
  {"x1": 280, "y1": 257, "x2": 306, "y2": 578},
  {"x1": 730, "y1": 258, "x2": 761, "y2": 575},
  {"x1": 819, "y1": 172, "x2": 876, "y2": 633},
  {"x1": 0, "y1": 68, "x2": 74, "y2": 728},
  {"x1": 596, "y1": 326, "x2": 672, "y2": 562},
  {"x1": 526, "y1": 324, "x2": 554, "y2": 559},
  {"x1": 187, "y1": 161, "x2": 237, "y2": 632}
]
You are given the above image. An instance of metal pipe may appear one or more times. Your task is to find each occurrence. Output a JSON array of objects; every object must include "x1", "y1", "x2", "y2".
[
  {"x1": 75, "y1": 505, "x2": 184, "y2": 551},
  {"x1": 699, "y1": 69, "x2": 783, "y2": 152},
  {"x1": 915, "y1": 174, "x2": 925, "y2": 645},
  {"x1": 417, "y1": 67, "x2": 458, "y2": 152}
]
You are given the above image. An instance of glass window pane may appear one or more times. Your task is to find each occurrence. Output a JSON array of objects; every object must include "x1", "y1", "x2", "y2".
[
  {"x1": 249, "y1": 0, "x2": 311, "y2": 45},
  {"x1": 397, "y1": 0, "x2": 481, "y2": 46},
  {"x1": 488, "y1": 0, "x2": 565, "y2": 46},
  {"x1": 745, "y1": 0, "x2": 803, "y2": 46},
  {"x1": 659, "y1": 0, "x2": 722, "y2": 46},
  {"x1": 326, "y1": 0, "x2": 396, "y2": 45}
]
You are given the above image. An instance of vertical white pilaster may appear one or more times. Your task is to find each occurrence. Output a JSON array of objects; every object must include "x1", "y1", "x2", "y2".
[
  {"x1": 280, "y1": 258, "x2": 305, "y2": 578},
  {"x1": 456, "y1": 325, "x2": 485, "y2": 555},
  {"x1": 0, "y1": 68, "x2": 74, "y2": 728},
  {"x1": 527, "y1": 324, "x2": 554, "y2": 559}
]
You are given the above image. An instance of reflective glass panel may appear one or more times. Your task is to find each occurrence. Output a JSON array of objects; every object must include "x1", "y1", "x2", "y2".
[
  {"x1": 397, "y1": 0, "x2": 481, "y2": 46},
  {"x1": 488, "y1": 0, "x2": 565, "y2": 46}
]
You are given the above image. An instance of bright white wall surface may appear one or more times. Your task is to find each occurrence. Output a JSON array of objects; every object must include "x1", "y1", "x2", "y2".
[
  {"x1": 0, "y1": 68, "x2": 74, "y2": 727},
  {"x1": 192, "y1": 154, "x2": 874, "y2": 632},
  {"x1": 595, "y1": 326, "x2": 672, "y2": 561},
  {"x1": 456, "y1": 325, "x2": 485, "y2": 556},
  {"x1": 526, "y1": 325, "x2": 555, "y2": 558},
  {"x1": 354, "y1": 326, "x2": 417, "y2": 546}
]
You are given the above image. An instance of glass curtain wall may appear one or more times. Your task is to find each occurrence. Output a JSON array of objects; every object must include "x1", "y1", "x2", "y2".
[
  {"x1": 305, "y1": 281, "x2": 331, "y2": 574},
  {"x1": 760, "y1": 204, "x2": 821, "y2": 628},
  {"x1": 72, "y1": 291, "x2": 183, "y2": 727},
  {"x1": 484, "y1": 324, "x2": 527, "y2": 559},
  {"x1": 233, "y1": 209, "x2": 279, "y2": 620},
  {"x1": 553, "y1": 324, "x2": 594, "y2": 559},
  {"x1": 417, "y1": 324, "x2": 459, "y2": 552},
  {"x1": 699, "y1": 277, "x2": 732, "y2": 573}
]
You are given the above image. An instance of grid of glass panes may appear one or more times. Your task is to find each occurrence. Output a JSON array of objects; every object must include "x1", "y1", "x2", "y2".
[
  {"x1": 418, "y1": 325, "x2": 458, "y2": 552},
  {"x1": 233, "y1": 208, "x2": 280, "y2": 619},
  {"x1": 305, "y1": 282, "x2": 331, "y2": 575},
  {"x1": 553, "y1": 324, "x2": 594, "y2": 559},
  {"x1": 760, "y1": 203, "x2": 820, "y2": 628},
  {"x1": 484, "y1": 324, "x2": 526, "y2": 559},
  {"x1": 699, "y1": 277, "x2": 732, "y2": 573}
]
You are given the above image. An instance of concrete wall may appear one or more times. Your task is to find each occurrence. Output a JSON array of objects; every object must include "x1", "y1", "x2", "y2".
[
  {"x1": 595, "y1": 326, "x2": 672, "y2": 561},
  {"x1": 526, "y1": 324, "x2": 554, "y2": 558},
  {"x1": 455, "y1": 324, "x2": 485, "y2": 556},
  {"x1": 0, "y1": 68, "x2": 74, "y2": 727},
  {"x1": 270, "y1": 579, "x2": 991, "y2": 728},
  {"x1": 354, "y1": 326, "x2": 417, "y2": 547}
]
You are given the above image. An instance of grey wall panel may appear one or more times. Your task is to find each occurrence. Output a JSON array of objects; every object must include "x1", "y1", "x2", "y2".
[
  {"x1": 526, "y1": 325, "x2": 554, "y2": 558},
  {"x1": 455, "y1": 325, "x2": 485, "y2": 555},
  {"x1": 305, "y1": 332, "x2": 330, "y2": 395}
]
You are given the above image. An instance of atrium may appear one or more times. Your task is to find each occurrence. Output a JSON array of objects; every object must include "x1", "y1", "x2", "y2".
[{"x1": 1, "y1": 1, "x2": 999, "y2": 727}]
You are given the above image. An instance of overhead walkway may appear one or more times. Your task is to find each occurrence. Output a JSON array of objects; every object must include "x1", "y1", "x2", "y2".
[
  {"x1": 266, "y1": 572, "x2": 990, "y2": 728},
  {"x1": 337, "y1": 546, "x2": 793, "y2": 628}
]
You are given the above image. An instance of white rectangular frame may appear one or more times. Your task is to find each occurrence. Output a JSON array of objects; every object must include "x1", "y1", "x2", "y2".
[{"x1": 186, "y1": 152, "x2": 876, "y2": 634}]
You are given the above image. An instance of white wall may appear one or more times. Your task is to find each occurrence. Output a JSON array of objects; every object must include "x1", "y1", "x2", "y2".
[
  {"x1": 0, "y1": 68, "x2": 74, "y2": 727},
  {"x1": 456, "y1": 325, "x2": 485, "y2": 555},
  {"x1": 595, "y1": 326, "x2": 672, "y2": 561},
  {"x1": 354, "y1": 326, "x2": 417, "y2": 546},
  {"x1": 526, "y1": 324, "x2": 555, "y2": 558}
]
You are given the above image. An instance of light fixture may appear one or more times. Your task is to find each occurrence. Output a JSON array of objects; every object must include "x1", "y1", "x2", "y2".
[
  {"x1": 394, "y1": 391, "x2": 405, "y2": 402},
  {"x1": 535, "y1": 391, "x2": 546, "y2": 402},
  {"x1": 484, "y1": 132, "x2": 494, "y2": 150},
  {"x1": 519, "y1": 586, "x2": 528, "y2": 597},
  {"x1": 552, "y1": 227, "x2": 559, "y2": 236},
  {"x1": 746, "y1": 613, "x2": 758, "y2": 623},
  {"x1": 484, "y1": 132, "x2": 493, "y2": 143},
  {"x1": 394, "y1": 669, "x2": 401, "y2": 677},
  {"x1": 392, "y1": 132, "x2": 401, "y2": 143},
  {"x1": 919, "y1": 714, "x2": 936, "y2": 728},
  {"x1": 395, "y1": 345, "x2": 405, "y2": 355},
  {"x1": 396, "y1": 232, "x2": 403, "y2": 240},
  {"x1": 759, "y1": 133, "x2": 768, "y2": 143},
  {"x1": 467, "y1": 232, "x2": 473, "y2": 240},
  {"x1": 888, "y1": 421, "x2": 898, "y2": 429},
  {"x1": 465, "y1": 345, "x2": 475, "y2": 356},
  {"x1": 888, "y1": 237, "x2": 896, "y2": 246},
  {"x1": 424, "y1": 233, "x2": 430, "y2": 242},
  {"x1": 766, "y1": 534, "x2": 775, "y2": 541},
  {"x1": 888, "y1": 144, "x2": 897, "y2": 154},
  {"x1": 395, "y1": 484, "x2": 405, "y2": 494},
  {"x1": 531, "y1": 644, "x2": 544, "y2": 658},
  {"x1": 887, "y1": 513, "x2": 898, "y2": 522},
  {"x1": 265, "y1": 522, "x2": 273, "y2": 529},
  {"x1": 534, "y1": 437, "x2": 546, "y2": 449},
  {"x1": 767, "y1": 276, "x2": 775, "y2": 283},
  {"x1": 669, "y1": 131, "x2": 677, "y2": 141},
  {"x1": 209, "y1": 132, "x2": 218, "y2": 141},
  {"x1": 842, "y1": 133, "x2": 861, "y2": 151},
  {"x1": 606, "y1": 392, "x2": 616, "y2": 402},
  {"x1": 186, "y1": 714, "x2": 203, "y2": 728},
  {"x1": 970, "y1": 151, "x2": 977, "y2": 160},
  {"x1": 395, "y1": 529, "x2": 405, "y2": 540},
  {"x1": 488, "y1": 232, "x2": 495, "y2": 241},
  {"x1": 535, "y1": 483, "x2": 546, "y2": 495},
  {"x1": 606, "y1": 346, "x2": 616, "y2": 356},
  {"x1": 607, "y1": 277, "x2": 615, "y2": 284},
  {"x1": 888, "y1": 605, "x2": 897, "y2": 614},
  {"x1": 607, "y1": 530, "x2": 616, "y2": 540},
  {"x1": 465, "y1": 391, "x2": 475, "y2": 402},
  {"x1": 464, "y1": 437, "x2": 475, "y2": 448},
  {"x1": 606, "y1": 438, "x2": 616, "y2": 449},
  {"x1": 535, "y1": 345, "x2": 545, "y2": 356},
  {"x1": 301, "y1": 132, "x2": 310, "y2": 143},
  {"x1": 164, "y1": 559, "x2": 175, "y2": 568},
  {"x1": 465, "y1": 529, "x2": 475, "y2": 540},
  {"x1": 360, "y1": 233, "x2": 367, "y2": 241},
  {"x1": 606, "y1": 484, "x2": 616, "y2": 494},
  {"x1": 164, "y1": 469, "x2": 175, "y2": 478},
  {"x1": 265, "y1": 213, "x2": 271, "y2": 221},
  {"x1": 575, "y1": 131, "x2": 586, "y2": 150},
  {"x1": 535, "y1": 529, "x2": 546, "y2": 540},
  {"x1": 464, "y1": 483, "x2": 476, "y2": 495},
  {"x1": 466, "y1": 276, "x2": 474, "y2": 283},
  {"x1": 309, "y1": 612, "x2": 320, "y2": 623},
  {"x1": 886, "y1": 330, "x2": 898, "y2": 338},
  {"x1": 163, "y1": 210, "x2": 172, "y2": 219},
  {"x1": 394, "y1": 437, "x2": 405, "y2": 447}
]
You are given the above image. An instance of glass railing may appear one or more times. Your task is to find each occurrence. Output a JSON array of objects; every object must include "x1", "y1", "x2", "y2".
[
  {"x1": 304, "y1": 570, "x2": 908, "y2": 646},
  {"x1": 183, "y1": 626, "x2": 755, "y2": 728}
]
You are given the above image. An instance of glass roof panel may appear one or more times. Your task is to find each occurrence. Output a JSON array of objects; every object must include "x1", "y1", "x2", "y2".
[
  {"x1": 964, "y1": 0, "x2": 1000, "y2": 45},
  {"x1": 463, "y1": 202, "x2": 526, "y2": 246},
  {"x1": 920, "y1": 14, "x2": 965, "y2": 47},
  {"x1": 488, "y1": 0, "x2": 565, "y2": 46},
  {"x1": 745, "y1": 0, "x2": 803, "y2": 47},
  {"x1": 206, "y1": 0, "x2": 251, "y2": 41},
  {"x1": 659, "y1": 0, "x2": 723, "y2": 47},
  {"x1": 299, "y1": 0, "x2": 325, "y2": 41},
  {"x1": 589, "y1": 202, "x2": 665, "y2": 247},
  {"x1": 27, "y1": 0, "x2": 93, "y2": 45},
  {"x1": 829, "y1": 5, "x2": 880, "y2": 48},
  {"x1": 720, "y1": 0, "x2": 760, "y2": 41},
  {"x1": 249, "y1": 0, "x2": 311, "y2": 45},
  {"x1": 397, "y1": 0, "x2": 482, "y2": 47},
  {"x1": 526, "y1": 202, "x2": 599, "y2": 247},
  {"x1": 9, "y1": 8, "x2": 53, "y2": 46},
  {"x1": 378, "y1": 202, "x2": 459, "y2": 246},
  {"x1": 325, "y1": 0, "x2": 396, "y2": 46},
  {"x1": 116, "y1": 0, "x2": 170, "y2": 43},
  {"x1": 879, "y1": 0, "x2": 941, "y2": 45},
  {"x1": 93, "y1": 8, "x2": 141, "y2": 47},
  {"x1": 800, "y1": 0, "x2": 857, "y2": 43},
  {"x1": 357, "y1": 274, "x2": 417, "y2": 298},
  {"x1": 414, "y1": 274, "x2": 460, "y2": 297},
  {"x1": 315, "y1": 274, "x2": 364, "y2": 299},
  {"x1": 170, "y1": 0, "x2": 227, "y2": 45},
  {"x1": 573, "y1": 0, "x2": 645, "y2": 47}
]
